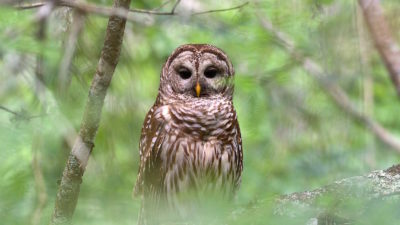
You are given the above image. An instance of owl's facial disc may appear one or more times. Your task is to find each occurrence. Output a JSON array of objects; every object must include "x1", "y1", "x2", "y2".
[{"x1": 165, "y1": 48, "x2": 234, "y2": 100}]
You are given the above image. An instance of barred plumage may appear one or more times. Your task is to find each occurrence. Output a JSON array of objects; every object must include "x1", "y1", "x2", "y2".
[{"x1": 134, "y1": 44, "x2": 242, "y2": 224}]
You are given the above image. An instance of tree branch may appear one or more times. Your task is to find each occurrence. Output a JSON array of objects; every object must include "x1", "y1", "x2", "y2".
[
  {"x1": 50, "y1": 0, "x2": 131, "y2": 224},
  {"x1": 275, "y1": 164, "x2": 400, "y2": 224},
  {"x1": 151, "y1": 0, "x2": 175, "y2": 11},
  {"x1": 191, "y1": 2, "x2": 249, "y2": 15},
  {"x1": 0, "y1": 105, "x2": 21, "y2": 116},
  {"x1": 0, "y1": 105, "x2": 44, "y2": 121},
  {"x1": 14, "y1": 0, "x2": 249, "y2": 20},
  {"x1": 257, "y1": 15, "x2": 400, "y2": 154},
  {"x1": 170, "y1": 0, "x2": 181, "y2": 14},
  {"x1": 358, "y1": 0, "x2": 400, "y2": 99}
]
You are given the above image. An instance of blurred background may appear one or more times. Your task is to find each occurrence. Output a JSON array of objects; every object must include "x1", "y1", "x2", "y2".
[{"x1": 1, "y1": 0, "x2": 400, "y2": 224}]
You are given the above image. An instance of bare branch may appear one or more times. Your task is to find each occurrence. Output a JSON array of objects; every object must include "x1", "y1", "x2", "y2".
[
  {"x1": 151, "y1": 0, "x2": 175, "y2": 11},
  {"x1": 257, "y1": 15, "x2": 400, "y2": 153},
  {"x1": 192, "y1": 1, "x2": 249, "y2": 15},
  {"x1": 358, "y1": 0, "x2": 400, "y2": 99},
  {"x1": 171, "y1": 0, "x2": 181, "y2": 14},
  {"x1": 13, "y1": 0, "x2": 248, "y2": 20},
  {"x1": 50, "y1": 0, "x2": 131, "y2": 224},
  {"x1": 0, "y1": 105, "x2": 19, "y2": 116},
  {"x1": 0, "y1": 105, "x2": 44, "y2": 121},
  {"x1": 13, "y1": 1, "x2": 44, "y2": 9}
]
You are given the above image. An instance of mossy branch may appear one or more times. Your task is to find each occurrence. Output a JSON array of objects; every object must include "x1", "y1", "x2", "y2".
[{"x1": 275, "y1": 164, "x2": 400, "y2": 224}]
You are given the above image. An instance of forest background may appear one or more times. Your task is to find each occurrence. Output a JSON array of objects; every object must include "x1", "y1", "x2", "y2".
[{"x1": 1, "y1": 0, "x2": 400, "y2": 224}]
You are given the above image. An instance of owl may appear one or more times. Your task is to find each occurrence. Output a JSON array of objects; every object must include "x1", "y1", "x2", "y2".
[{"x1": 134, "y1": 44, "x2": 243, "y2": 224}]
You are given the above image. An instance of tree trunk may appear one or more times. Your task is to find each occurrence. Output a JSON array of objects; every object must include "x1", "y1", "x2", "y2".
[
  {"x1": 358, "y1": 0, "x2": 400, "y2": 99},
  {"x1": 50, "y1": 0, "x2": 131, "y2": 224}
]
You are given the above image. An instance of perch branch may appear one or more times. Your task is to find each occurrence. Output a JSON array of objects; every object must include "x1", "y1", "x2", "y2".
[
  {"x1": 258, "y1": 15, "x2": 400, "y2": 154},
  {"x1": 275, "y1": 164, "x2": 400, "y2": 223},
  {"x1": 50, "y1": 0, "x2": 131, "y2": 224},
  {"x1": 358, "y1": 0, "x2": 400, "y2": 99},
  {"x1": 14, "y1": 0, "x2": 249, "y2": 20}
]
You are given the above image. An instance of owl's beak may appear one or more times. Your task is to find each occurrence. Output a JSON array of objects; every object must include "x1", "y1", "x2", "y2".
[{"x1": 195, "y1": 82, "x2": 201, "y2": 97}]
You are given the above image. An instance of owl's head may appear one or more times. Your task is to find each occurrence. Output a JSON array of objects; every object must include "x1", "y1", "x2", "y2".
[{"x1": 157, "y1": 44, "x2": 235, "y2": 103}]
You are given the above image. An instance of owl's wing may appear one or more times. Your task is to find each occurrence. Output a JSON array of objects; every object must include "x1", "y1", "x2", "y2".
[
  {"x1": 134, "y1": 105, "x2": 166, "y2": 197},
  {"x1": 233, "y1": 120, "x2": 243, "y2": 191}
]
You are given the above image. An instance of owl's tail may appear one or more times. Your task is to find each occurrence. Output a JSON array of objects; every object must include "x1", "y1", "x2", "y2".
[{"x1": 137, "y1": 196, "x2": 146, "y2": 225}]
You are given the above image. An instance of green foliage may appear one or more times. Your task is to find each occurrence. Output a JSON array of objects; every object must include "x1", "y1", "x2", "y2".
[{"x1": 1, "y1": 0, "x2": 400, "y2": 224}]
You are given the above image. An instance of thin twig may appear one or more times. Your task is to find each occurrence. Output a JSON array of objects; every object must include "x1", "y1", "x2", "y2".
[
  {"x1": 0, "y1": 105, "x2": 44, "y2": 121},
  {"x1": 151, "y1": 0, "x2": 174, "y2": 11},
  {"x1": 13, "y1": 0, "x2": 249, "y2": 20},
  {"x1": 192, "y1": 1, "x2": 249, "y2": 15},
  {"x1": 257, "y1": 14, "x2": 400, "y2": 154},
  {"x1": 15, "y1": 1, "x2": 44, "y2": 10},
  {"x1": 171, "y1": 0, "x2": 180, "y2": 14},
  {"x1": 0, "y1": 105, "x2": 19, "y2": 116}
]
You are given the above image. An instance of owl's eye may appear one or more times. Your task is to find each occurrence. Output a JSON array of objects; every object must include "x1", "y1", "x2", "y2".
[
  {"x1": 177, "y1": 67, "x2": 192, "y2": 79},
  {"x1": 204, "y1": 67, "x2": 218, "y2": 79}
]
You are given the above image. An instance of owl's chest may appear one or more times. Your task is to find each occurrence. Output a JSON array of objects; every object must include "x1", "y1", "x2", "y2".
[
  {"x1": 159, "y1": 135, "x2": 237, "y2": 195},
  {"x1": 150, "y1": 102, "x2": 239, "y2": 194},
  {"x1": 158, "y1": 102, "x2": 237, "y2": 140}
]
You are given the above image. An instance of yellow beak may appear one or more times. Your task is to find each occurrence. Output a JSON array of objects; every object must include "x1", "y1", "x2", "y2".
[{"x1": 195, "y1": 82, "x2": 201, "y2": 97}]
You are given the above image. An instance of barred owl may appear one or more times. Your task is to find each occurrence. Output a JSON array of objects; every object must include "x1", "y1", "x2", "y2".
[{"x1": 134, "y1": 44, "x2": 243, "y2": 224}]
